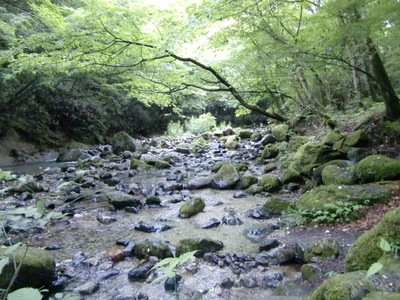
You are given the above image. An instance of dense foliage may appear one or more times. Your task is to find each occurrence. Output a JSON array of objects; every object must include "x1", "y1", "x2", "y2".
[{"x1": 0, "y1": 0, "x2": 399, "y2": 145}]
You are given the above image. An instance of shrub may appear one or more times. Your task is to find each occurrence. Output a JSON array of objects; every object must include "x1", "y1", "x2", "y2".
[
  {"x1": 166, "y1": 121, "x2": 185, "y2": 137},
  {"x1": 185, "y1": 113, "x2": 216, "y2": 135}
]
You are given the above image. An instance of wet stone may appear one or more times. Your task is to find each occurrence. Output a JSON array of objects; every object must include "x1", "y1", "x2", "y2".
[
  {"x1": 221, "y1": 278, "x2": 235, "y2": 289},
  {"x1": 259, "y1": 239, "x2": 281, "y2": 252},
  {"x1": 125, "y1": 206, "x2": 139, "y2": 214},
  {"x1": 45, "y1": 244, "x2": 61, "y2": 250},
  {"x1": 96, "y1": 213, "x2": 117, "y2": 224},
  {"x1": 128, "y1": 260, "x2": 157, "y2": 282},
  {"x1": 122, "y1": 242, "x2": 136, "y2": 257},
  {"x1": 245, "y1": 207, "x2": 272, "y2": 219},
  {"x1": 200, "y1": 218, "x2": 221, "y2": 229},
  {"x1": 134, "y1": 221, "x2": 172, "y2": 233},
  {"x1": 164, "y1": 274, "x2": 182, "y2": 291},
  {"x1": 222, "y1": 214, "x2": 243, "y2": 225},
  {"x1": 233, "y1": 192, "x2": 247, "y2": 199},
  {"x1": 244, "y1": 226, "x2": 277, "y2": 242},
  {"x1": 76, "y1": 281, "x2": 99, "y2": 295}
]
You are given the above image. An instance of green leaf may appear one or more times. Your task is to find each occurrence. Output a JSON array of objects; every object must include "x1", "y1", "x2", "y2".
[
  {"x1": 177, "y1": 250, "x2": 198, "y2": 266},
  {"x1": 7, "y1": 287, "x2": 43, "y2": 300},
  {"x1": 4, "y1": 242, "x2": 21, "y2": 255},
  {"x1": 36, "y1": 200, "x2": 46, "y2": 217},
  {"x1": 0, "y1": 257, "x2": 10, "y2": 274},
  {"x1": 366, "y1": 262, "x2": 383, "y2": 278},
  {"x1": 380, "y1": 238, "x2": 391, "y2": 252}
]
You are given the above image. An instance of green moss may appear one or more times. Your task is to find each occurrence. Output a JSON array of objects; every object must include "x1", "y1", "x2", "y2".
[
  {"x1": 321, "y1": 165, "x2": 355, "y2": 185},
  {"x1": 282, "y1": 168, "x2": 303, "y2": 184},
  {"x1": 320, "y1": 131, "x2": 344, "y2": 146},
  {"x1": 344, "y1": 130, "x2": 368, "y2": 147},
  {"x1": 179, "y1": 198, "x2": 205, "y2": 218},
  {"x1": 263, "y1": 196, "x2": 292, "y2": 215},
  {"x1": 134, "y1": 238, "x2": 173, "y2": 259},
  {"x1": 356, "y1": 155, "x2": 400, "y2": 183},
  {"x1": 175, "y1": 238, "x2": 224, "y2": 257},
  {"x1": 130, "y1": 158, "x2": 151, "y2": 170},
  {"x1": 362, "y1": 292, "x2": 400, "y2": 300},
  {"x1": 270, "y1": 124, "x2": 289, "y2": 142},
  {"x1": 259, "y1": 175, "x2": 282, "y2": 193}
]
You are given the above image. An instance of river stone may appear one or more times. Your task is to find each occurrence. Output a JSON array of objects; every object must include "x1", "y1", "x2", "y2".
[
  {"x1": 134, "y1": 238, "x2": 173, "y2": 259},
  {"x1": 200, "y1": 218, "x2": 221, "y2": 229},
  {"x1": 178, "y1": 197, "x2": 205, "y2": 218},
  {"x1": 355, "y1": 154, "x2": 400, "y2": 183},
  {"x1": 0, "y1": 246, "x2": 55, "y2": 291},
  {"x1": 362, "y1": 292, "x2": 400, "y2": 300},
  {"x1": 263, "y1": 197, "x2": 292, "y2": 215},
  {"x1": 222, "y1": 214, "x2": 243, "y2": 225},
  {"x1": 255, "y1": 247, "x2": 295, "y2": 266},
  {"x1": 239, "y1": 130, "x2": 254, "y2": 139},
  {"x1": 130, "y1": 158, "x2": 151, "y2": 170},
  {"x1": 128, "y1": 258, "x2": 157, "y2": 282},
  {"x1": 245, "y1": 207, "x2": 272, "y2": 219},
  {"x1": 211, "y1": 164, "x2": 241, "y2": 189},
  {"x1": 296, "y1": 238, "x2": 340, "y2": 262},
  {"x1": 310, "y1": 271, "x2": 376, "y2": 300},
  {"x1": 245, "y1": 184, "x2": 264, "y2": 195},
  {"x1": 293, "y1": 143, "x2": 347, "y2": 174},
  {"x1": 282, "y1": 168, "x2": 303, "y2": 184},
  {"x1": 13, "y1": 175, "x2": 45, "y2": 193},
  {"x1": 57, "y1": 148, "x2": 93, "y2": 162},
  {"x1": 134, "y1": 221, "x2": 172, "y2": 233},
  {"x1": 320, "y1": 131, "x2": 344, "y2": 146},
  {"x1": 76, "y1": 281, "x2": 99, "y2": 295},
  {"x1": 175, "y1": 238, "x2": 224, "y2": 257},
  {"x1": 261, "y1": 134, "x2": 277, "y2": 145},
  {"x1": 236, "y1": 175, "x2": 258, "y2": 190},
  {"x1": 187, "y1": 176, "x2": 212, "y2": 190},
  {"x1": 244, "y1": 225, "x2": 277, "y2": 242},
  {"x1": 301, "y1": 263, "x2": 322, "y2": 281},
  {"x1": 164, "y1": 274, "x2": 183, "y2": 292},
  {"x1": 211, "y1": 162, "x2": 248, "y2": 173},
  {"x1": 259, "y1": 239, "x2": 281, "y2": 252},
  {"x1": 259, "y1": 175, "x2": 281, "y2": 193},
  {"x1": 264, "y1": 162, "x2": 277, "y2": 173},
  {"x1": 109, "y1": 131, "x2": 137, "y2": 154},
  {"x1": 321, "y1": 165, "x2": 356, "y2": 185},
  {"x1": 261, "y1": 144, "x2": 280, "y2": 159},
  {"x1": 224, "y1": 135, "x2": 239, "y2": 150},
  {"x1": 250, "y1": 132, "x2": 262, "y2": 142},
  {"x1": 107, "y1": 191, "x2": 142, "y2": 209},
  {"x1": 271, "y1": 124, "x2": 289, "y2": 142},
  {"x1": 297, "y1": 184, "x2": 390, "y2": 213},
  {"x1": 345, "y1": 206, "x2": 400, "y2": 272},
  {"x1": 343, "y1": 130, "x2": 369, "y2": 147}
]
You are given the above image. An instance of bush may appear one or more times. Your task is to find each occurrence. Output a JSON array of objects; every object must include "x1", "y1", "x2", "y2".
[
  {"x1": 166, "y1": 121, "x2": 185, "y2": 137},
  {"x1": 185, "y1": 113, "x2": 216, "y2": 135}
]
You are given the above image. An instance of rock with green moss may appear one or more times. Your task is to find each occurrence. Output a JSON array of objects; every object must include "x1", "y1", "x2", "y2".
[
  {"x1": 134, "y1": 238, "x2": 173, "y2": 259},
  {"x1": 211, "y1": 164, "x2": 241, "y2": 189},
  {"x1": 236, "y1": 175, "x2": 258, "y2": 190},
  {"x1": 0, "y1": 246, "x2": 55, "y2": 291},
  {"x1": 154, "y1": 160, "x2": 171, "y2": 169},
  {"x1": 264, "y1": 162, "x2": 277, "y2": 173},
  {"x1": 68, "y1": 141, "x2": 90, "y2": 149},
  {"x1": 320, "y1": 131, "x2": 344, "y2": 146},
  {"x1": 355, "y1": 155, "x2": 400, "y2": 183},
  {"x1": 321, "y1": 165, "x2": 356, "y2": 185},
  {"x1": 293, "y1": 143, "x2": 347, "y2": 174},
  {"x1": 107, "y1": 191, "x2": 142, "y2": 209},
  {"x1": 175, "y1": 238, "x2": 224, "y2": 257},
  {"x1": 345, "y1": 206, "x2": 400, "y2": 272},
  {"x1": 178, "y1": 197, "x2": 205, "y2": 218},
  {"x1": 238, "y1": 130, "x2": 254, "y2": 139},
  {"x1": 211, "y1": 162, "x2": 247, "y2": 173},
  {"x1": 259, "y1": 175, "x2": 282, "y2": 193},
  {"x1": 301, "y1": 263, "x2": 321, "y2": 281},
  {"x1": 296, "y1": 238, "x2": 340, "y2": 262},
  {"x1": 310, "y1": 271, "x2": 376, "y2": 300},
  {"x1": 130, "y1": 158, "x2": 151, "y2": 170},
  {"x1": 282, "y1": 168, "x2": 303, "y2": 184},
  {"x1": 271, "y1": 124, "x2": 289, "y2": 142},
  {"x1": 260, "y1": 134, "x2": 277, "y2": 145},
  {"x1": 224, "y1": 135, "x2": 240, "y2": 150},
  {"x1": 263, "y1": 196, "x2": 292, "y2": 215},
  {"x1": 250, "y1": 132, "x2": 262, "y2": 142},
  {"x1": 109, "y1": 131, "x2": 137, "y2": 154},
  {"x1": 261, "y1": 144, "x2": 280, "y2": 159},
  {"x1": 57, "y1": 148, "x2": 92, "y2": 162},
  {"x1": 344, "y1": 130, "x2": 369, "y2": 147},
  {"x1": 362, "y1": 291, "x2": 400, "y2": 300},
  {"x1": 245, "y1": 184, "x2": 264, "y2": 195},
  {"x1": 297, "y1": 184, "x2": 390, "y2": 213},
  {"x1": 377, "y1": 253, "x2": 400, "y2": 276}
]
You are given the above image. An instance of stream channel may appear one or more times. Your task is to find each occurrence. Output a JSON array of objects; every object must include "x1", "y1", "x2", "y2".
[{"x1": 1, "y1": 135, "x2": 347, "y2": 300}]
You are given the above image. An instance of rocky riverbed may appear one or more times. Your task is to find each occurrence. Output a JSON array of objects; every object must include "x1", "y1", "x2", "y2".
[{"x1": 0, "y1": 128, "x2": 399, "y2": 300}]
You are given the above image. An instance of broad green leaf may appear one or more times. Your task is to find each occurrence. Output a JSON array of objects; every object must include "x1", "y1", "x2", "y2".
[
  {"x1": 4, "y1": 242, "x2": 21, "y2": 255},
  {"x1": 36, "y1": 201, "x2": 46, "y2": 217},
  {"x1": 7, "y1": 287, "x2": 43, "y2": 300},
  {"x1": 366, "y1": 262, "x2": 383, "y2": 278},
  {"x1": 379, "y1": 238, "x2": 391, "y2": 252},
  {"x1": 0, "y1": 257, "x2": 10, "y2": 274}
]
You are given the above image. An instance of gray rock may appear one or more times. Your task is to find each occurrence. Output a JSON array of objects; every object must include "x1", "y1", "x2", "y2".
[
  {"x1": 57, "y1": 148, "x2": 93, "y2": 162},
  {"x1": 187, "y1": 177, "x2": 212, "y2": 190},
  {"x1": 211, "y1": 164, "x2": 241, "y2": 189},
  {"x1": 134, "y1": 238, "x2": 173, "y2": 259},
  {"x1": 255, "y1": 247, "x2": 295, "y2": 266},
  {"x1": 107, "y1": 191, "x2": 142, "y2": 209},
  {"x1": 178, "y1": 197, "x2": 205, "y2": 218},
  {"x1": 134, "y1": 221, "x2": 172, "y2": 233}
]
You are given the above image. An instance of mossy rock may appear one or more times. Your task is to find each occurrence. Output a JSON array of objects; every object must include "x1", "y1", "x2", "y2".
[
  {"x1": 245, "y1": 184, "x2": 264, "y2": 195},
  {"x1": 344, "y1": 130, "x2": 369, "y2": 147},
  {"x1": 282, "y1": 168, "x2": 303, "y2": 184},
  {"x1": 271, "y1": 124, "x2": 289, "y2": 142},
  {"x1": 0, "y1": 247, "x2": 55, "y2": 291},
  {"x1": 293, "y1": 143, "x2": 347, "y2": 174},
  {"x1": 175, "y1": 238, "x2": 224, "y2": 257},
  {"x1": 224, "y1": 135, "x2": 239, "y2": 150},
  {"x1": 264, "y1": 163, "x2": 277, "y2": 173},
  {"x1": 250, "y1": 132, "x2": 262, "y2": 142},
  {"x1": 154, "y1": 160, "x2": 171, "y2": 169},
  {"x1": 296, "y1": 238, "x2": 340, "y2": 262},
  {"x1": 321, "y1": 165, "x2": 356, "y2": 185},
  {"x1": 109, "y1": 131, "x2": 137, "y2": 154},
  {"x1": 130, "y1": 158, "x2": 151, "y2": 170},
  {"x1": 377, "y1": 253, "x2": 400, "y2": 276},
  {"x1": 259, "y1": 175, "x2": 282, "y2": 193},
  {"x1": 211, "y1": 164, "x2": 241, "y2": 189},
  {"x1": 107, "y1": 191, "x2": 142, "y2": 209},
  {"x1": 310, "y1": 271, "x2": 376, "y2": 300},
  {"x1": 178, "y1": 197, "x2": 205, "y2": 218},
  {"x1": 261, "y1": 144, "x2": 280, "y2": 159},
  {"x1": 313, "y1": 160, "x2": 353, "y2": 178},
  {"x1": 238, "y1": 130, "x2": 254, "y2": 139},
  {"x1": 67, "y1": 141, "x2": 90, "y2": 149},
  {"x1": 320, "y1": 131, "x2": 344, "y2": 146},
  {"x1": 263, "y1": 196, "x2": 292, "y2": 215},
  {"x1": 362, "y1": 291, "x2": 400, "y2": 300},
  {"x1": 134, "y1": 238, "x2": 173, "y2": 259},
  {"x1": 260, "y1": 134, "x2": 277, "y2": 145},
  {"x1": 57, "y1": 148, "x2": 92, "y2": 162},
  {"x1": 297, "y1": 184, "x2": 390, "y2": 213},
  {"x1": 355, "y1": 155, "x2": 400, "y2": 183},
  {"x1": 301, "y1": 263, "x2": 321, "y2": 281},
  {"x1": 236, "y1": 175, "x2": 258, "y2": 190},
  {"x1": 211, "y1": 162, "x2": 247, "y2": 173},
  {"x1": 345, "y1": 206, "x2": 400, "y2": 272}
]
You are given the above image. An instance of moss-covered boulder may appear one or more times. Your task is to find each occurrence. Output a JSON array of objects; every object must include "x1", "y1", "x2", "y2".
[
  {"x1": 310, "y1": 271, "x2": 376, "y2": 300},
  {"x1": 344, "y1": 130, "x2": 369, "y2": 147},
  {"x1": 355, "y1": 155, "x2": 400, "y2": 183},
  {"x1": 301, "y1": 263, "x2": 321, "y2": 281},
  {"x1": 362, "y1": 292, "x2": 400, "y2": 300},
  {"x1": 250, "y1": 132, "x2": 262, "y2": 142},
  {"x1": 263, "y1": 196, "x2": 292, "y2": 215},
  {"x1": 259, "y1": 175, "x2": 282, "y2": 193},
  {"x1": 345, "y1": 206, "x2": 400, "y2": 272},
  {"x1": 0, "y1": 247, "x2": 55, "y2": 291},
  {"x1": 107, "y1": 191, "x2": 142, "y2": 209},
  {"x1": 321, "y1": 165, "x2": 356, "y2": 185},
  {"x1": 175, "y1": 238, "x2": 224, "y2": 257},
  {"x1": 130, "y1": 158, "x2": 151, "y2": 170},
  {"x1": 134, "y1": 238, "x2": 173, "y2": 259},
  {"x1": 109, "y1": 131, "x2": 137, "y2": 154},
  {"x1": 178, "y1": 197, "x2": 205, "y2": 218},
  {"x1": 211, "y1": 164, "x2": 241, "y2": 189},
  {"x1": 261, "y1": 144, "x2": 280, "y2": 159},
  {"x1": 57, "y1": 148, "x2": 92, "y2": 162},
  {"x1": 154, "y1": 160, "x2": 171, "y2": 169},
  {"x1": 297, "y1": 184, "x2": 390, "y2": 213},
  {"x1": 296, "y1": 238, "x2": 340, "y2": 262},
  {"x1": 236, "y1": 175, "x2": 258, "y2": 190},
  {"x1": 238, "y1": 130, "x2": 254, "y2": 139},
  {"x1": 245, "y1": 184, "x2": 264, "y2": 195},
  {"x1": 320, "y1": 131, "x2": 344, "y2": 146},
  {"x1": 224, "y1": 135, "x2": 240, "y2": 150},
  {"x1": 263, "y1": 162, "x2": 277, "y2": 173},
  {"x1": 293, "y1": 143, "x2": 347, "y2": 174},
  {"x1": 282, "y1": 168, "x2": 303, "y2": 184},
  {"x1": 211, "y1": 162, "x2": 247, "y2": 173},
  {"x1": 260, "y1": 134, "x2": 277, "y2": 145},
  {"x1": 271, "y1": 124, "x2": 289, "y2": 142}
]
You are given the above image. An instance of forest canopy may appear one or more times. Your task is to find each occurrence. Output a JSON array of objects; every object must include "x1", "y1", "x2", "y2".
[{"x1": 0, "y1": 0, "x2": 399, "y2": 144}]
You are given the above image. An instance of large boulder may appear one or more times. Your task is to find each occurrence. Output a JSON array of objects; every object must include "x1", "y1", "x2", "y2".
[
  {"x1": 175, "y1": 238, "x2": 223, "y2": 257},
  {"x1": 178, "y1": 197, "x2": 205, "y2": 218},
  {"x1": 310, "y1": 271, "x2": 376, "y2": 300},
  {"x1": 134, "y1": 238, "x2": 173, "y2": 259},
  {"x1": 263, "y1": 197, "x2": 292, "y2": 215},
  {"x1": 224, "y1": 135, "x2": 239, "y2": 150},
  {"x1": 296, "y1": 238, "x2": 340, "y2": 262},
  {"x1": 355, "y1": 155, "x2": 400, "y2": 183},
  {"x1": 320, "y1": 131, "x2": 344, "y2": 146},
  {"x1": 293, "y1": 143, "x2": 347, "y2": 174},
  {"x1": 345, "y1": 206, "x2": 400, "y2": 272},
  {"x1": 109, "y1": 131, "x2": 137, "y2": 154},
  {"x1": 270, "y1": 124, "x2": 289, "y2": 142},
  {"x1": 57, "y1": 148, "x2": 92, "y2": 162},
  {"x1": 0, "y1": 246, "x2": 55, "y2": 291},
  {"x1": 321, "y1": 165, "x2": 356, "y2": 185},
  {"x1": 211, "y1": 164, "x2": 241, "y2": 189},
  {"x1": 259, "y1": 175, "x2": 282, "y2": 193},
  {"x1": 297, "y1": 184, "x2": 390, "y2": 213},
  {"x1": 343, "y1": 130, "x2": 369, "y2": 147}
]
